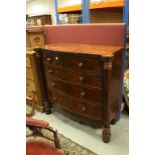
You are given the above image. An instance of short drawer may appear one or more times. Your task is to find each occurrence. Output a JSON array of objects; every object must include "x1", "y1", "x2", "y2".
[
  {"x1": 26, "y1": 79, "x2": 36, "y2": 92},
  {"x1": 48, "y1": 91, "x2": 103, "y2": 120},
  {"x1": 64, "y1": 56, "x2": 102, "y2": 73},
  {"x1": 26, "y1": 67, "x2": 34, "y2": 80},
  {"x1": 44, "y1": 65, "x2": 102, "y2": 88},
  {"x1": 43, "y1": 53, "x2": 63, "y2": 67},
  {"x1": 26, "y1": 91, "x2": 38, "y2": 103},
  {"x1": 26, "y1": 57, "x2": 31, "y2": 67},
  {"x1": 47, "y1": 78, "x2": 103, "y2": 104}
]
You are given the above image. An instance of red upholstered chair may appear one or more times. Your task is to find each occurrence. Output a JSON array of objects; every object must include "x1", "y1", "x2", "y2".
[{"x1": 26, "y1": 118, "x2": 64, "y2": 155}]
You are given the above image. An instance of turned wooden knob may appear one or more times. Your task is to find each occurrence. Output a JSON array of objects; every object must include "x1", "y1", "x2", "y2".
[
  {"x1": 80, "y1": 91, "x2": 86, "y2": 97},
  {"x1": 48, "y1": 69, "x2": 54, "y2": 73},
  {"x1": 81, "y1": 106, "x2": 86, "y2": 112},
  {"x1": 46, "y1": 57, "x2": 52, "y2": 62},
  {"x1": 55, "y1": 56, "x2": 59, "y2": 60},
  {"x1": 51, "y1": 82, "x2": 56, "y2": 87},
  {"x1": 79, "y1": 76, "x2": 84, "y2": 82},
  {"x1": 53, "y1": 96, "x2": 57, "y2": 101},
  {"x1": 78, "y1": 62, "x2": 84, "y2": 68}
]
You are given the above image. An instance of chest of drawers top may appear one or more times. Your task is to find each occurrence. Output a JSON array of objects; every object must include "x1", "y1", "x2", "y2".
[{"x1": 40, "y1": 43, "x2": 123, "y2": 58}]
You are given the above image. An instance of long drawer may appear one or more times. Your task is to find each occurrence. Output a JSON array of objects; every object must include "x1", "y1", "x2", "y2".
[
  {"x1": 44, "y1": 64, "x2": 102, "y2": 88},
  {"x1": 46, "y1": 77, "x2": 103, "y2": 104},
  {"x1": 64, "y1": 56, "x2": 102, "y2": 73},
  {"x1": 48, "y1": 90, "x2": 103, "y2": 120}
]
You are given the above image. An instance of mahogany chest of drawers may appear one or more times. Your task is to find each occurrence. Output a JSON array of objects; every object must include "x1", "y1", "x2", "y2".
[{"x1": 35, "y1": 43, "x2": 124, "y2": 143}]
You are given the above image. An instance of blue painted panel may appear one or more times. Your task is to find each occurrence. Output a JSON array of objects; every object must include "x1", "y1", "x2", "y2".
[
  {"x1": 82, "y1": 0, "x2": 90, "y2": 23},
  {"x1": 119, "y1": 0, "x2": 129, "y2": 118},
  {"x1": 54, "y1": 0, "x2": 59, "y2": 24},
  {"x1": 85, "y1": 0, "x2": 90, "y2": 23}
]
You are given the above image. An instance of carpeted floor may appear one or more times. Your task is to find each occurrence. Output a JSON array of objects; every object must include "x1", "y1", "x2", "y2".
[
  {"x1": 27, "y1": 105, "x2": 129, "y2": 155},
  {"x1": 58, "y1": 133, "x2": 97, "y2": 155},
  {"x1": 27, "y1": 127, "x2": 97, "y2": 155}
]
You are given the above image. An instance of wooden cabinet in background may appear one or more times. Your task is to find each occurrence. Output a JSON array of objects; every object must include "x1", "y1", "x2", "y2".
[
  {"x1": 27, "y1": 14, "x2": 52, "y2": 26},
  {"x1": 26, "y1": 51, "x2": 45, "y2": 112}
]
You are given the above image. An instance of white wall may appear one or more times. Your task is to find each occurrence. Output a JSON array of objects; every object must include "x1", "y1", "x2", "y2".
[
  {"x1": 26, "y1": 0, "x2": 56, "y2": 24},
  {"x1": 27, "y1": 0, "x2": 104, "y2": 24},
  {"x1": 57, "y1": 0, "x2": 113, "y2": 8},
  {"x1": 57, "y1": 0, "x2": 81, "y2": 7}
]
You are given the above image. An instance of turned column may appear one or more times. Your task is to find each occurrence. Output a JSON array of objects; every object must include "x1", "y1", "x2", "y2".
[
  {"x1": 102, "y1": 56, "x2": 113, "y2": 143},
  {"x1": 35, "y1": 48, "x2": 51, "y2": 114}
]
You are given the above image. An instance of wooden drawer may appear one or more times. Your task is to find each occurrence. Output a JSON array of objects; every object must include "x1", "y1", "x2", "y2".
[
  {"x1": 64, "y1": 56, "x2": 102, "y2": 73},
  {"x1": 26, "y1": 79, "x2": 36, "y2": 92},
  {"x1": 28, "y1": 33, "x2": 45, "y2": 48},
  {"x1": 26, "y1": 56, "x2": 31, "y2": 67},
  {"x1": 44, "y1": 65, "x2": 102, "y2": 88},
  {"x1": 48, "y1": 91, "x2": 103, "y2": 120},
  {"x1": 47, "y1": 78, "x2": 103, "y2": 104},
  {"x1": 26, "y1": 67, "x2": 34, "y2": 80},
  {"x1": 26, "y1": 91, "x2": 38, "y2": 103},
  {"x1": 43, "y1": 53, "x2": 63, "y2": 67}
]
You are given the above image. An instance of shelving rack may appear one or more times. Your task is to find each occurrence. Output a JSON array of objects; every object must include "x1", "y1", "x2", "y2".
[{"x1": 54, "y1": 0, "x2": 129, "y2": 114}]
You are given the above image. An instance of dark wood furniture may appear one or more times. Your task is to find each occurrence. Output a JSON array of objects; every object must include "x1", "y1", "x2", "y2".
[
  {"x1": 35, "y1": 43, "x2": 124, "y2": 143},
  {"x1": 26, "y1": 51, "x2": 45, "y2": 112}
]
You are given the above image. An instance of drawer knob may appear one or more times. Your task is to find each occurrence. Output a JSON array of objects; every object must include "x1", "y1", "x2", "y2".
[
  {"x1": 51, "y1": 82, "x2": 56, "y2": 87},
  {"x1": 81, "y1": 106, "x2": 86, "y2": 112},
  {"x1": 55, "y1": 56, "x2": 59, "y2": 60},
  {"x1": 79, "y1": 76, "x2": 84, "y2": 82},
  {"x1": 48, "y1": 69, "x2": 53, "y2": 73},
  {"x1": 78, "y1": 62, "x2": 84, "y2": 68},
  {"x1": 53, "y1": 96, "x2": 57, "y2": 101},
  {"x1": 46, "y1": 57, "x2": 52, "y2": 62},
  {"x1": 80, "y1": 91, "x2": 86, "y2": 97}
]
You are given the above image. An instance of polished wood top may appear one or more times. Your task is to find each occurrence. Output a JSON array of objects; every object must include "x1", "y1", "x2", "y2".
[{"x1": 41, "y1": 43, "x2": 123, "y2": 57}]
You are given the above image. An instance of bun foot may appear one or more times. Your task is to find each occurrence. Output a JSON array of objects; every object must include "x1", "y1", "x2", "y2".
[
  {"x1": 102, "y1": 127, "x2": 111, "y2": 143},
  {"x1": 44, "y1": 101, "x2": 52, "y2": 114},
  {"x1": 45, "y1": 108, "x2": 51, "y2": 114},
  {"x1": 111, "y1": 118, "x2": 117, "y2": 125}
]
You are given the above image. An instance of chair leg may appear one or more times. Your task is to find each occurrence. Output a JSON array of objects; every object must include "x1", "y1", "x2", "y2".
[{"x1": 53, "y1": 129, "x2": 61, "y2": 149}]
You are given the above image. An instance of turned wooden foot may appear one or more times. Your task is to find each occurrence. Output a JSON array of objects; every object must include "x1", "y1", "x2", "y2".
[
  {"x1": 102, "y1": 127, "x2": 111, "y2": 143},
  {"x1": 111, "y1": 118, "x2": 117, "y2": 125},
  {"x1": 44, "y1": 101, "x2": 51, "y2": 114}
]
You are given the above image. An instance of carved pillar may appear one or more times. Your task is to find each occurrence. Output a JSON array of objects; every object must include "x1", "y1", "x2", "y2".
[
  {"x1": 102, "y1": 57, "x2": 113, "y2": 143},
  {"x1": 35, "y1": 48, "x2": 51, "y2": 114}
]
